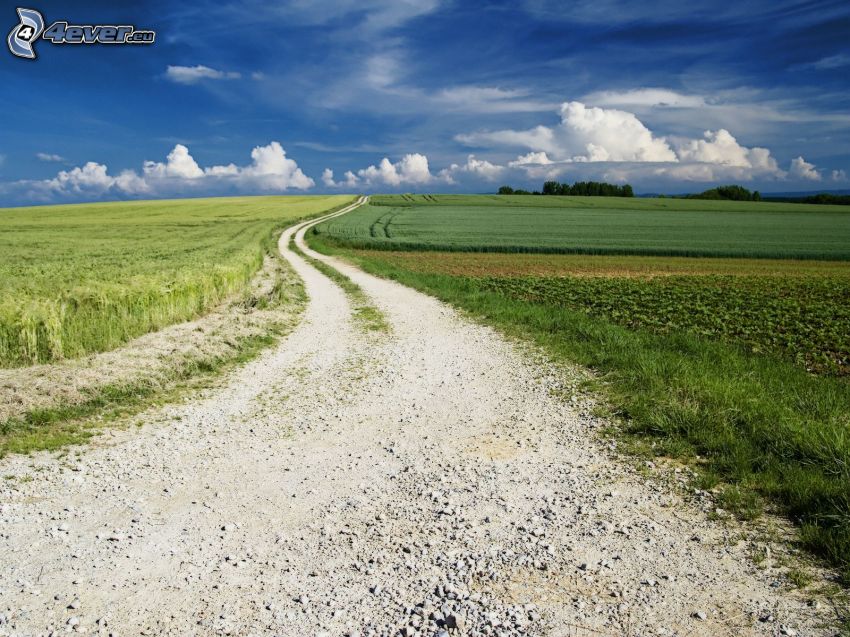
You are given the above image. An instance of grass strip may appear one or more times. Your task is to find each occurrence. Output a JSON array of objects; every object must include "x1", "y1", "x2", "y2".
[{"x1": 290, "y1": 234, "x2": 389, "y2": 333}]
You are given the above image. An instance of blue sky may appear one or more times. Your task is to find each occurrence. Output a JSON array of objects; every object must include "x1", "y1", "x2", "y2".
[{"x1": 1, "y1": 0, "x2": 849, "y2": 203}]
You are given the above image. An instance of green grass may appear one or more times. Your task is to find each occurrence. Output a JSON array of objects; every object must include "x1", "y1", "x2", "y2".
[
  {"x1": 309, "y1": 233, "x2": 850, "y2": 583},
  {"x1": 0, "y1": 195, "x2": 354, "y2": 366},
  {"x1": 313, "y1": 194, "x2": 850, "y2": 259}
]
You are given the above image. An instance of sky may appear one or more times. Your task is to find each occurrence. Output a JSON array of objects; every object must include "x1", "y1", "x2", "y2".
[{"x1": 1, "y1": 0, "x2": 849, "y2": 204}]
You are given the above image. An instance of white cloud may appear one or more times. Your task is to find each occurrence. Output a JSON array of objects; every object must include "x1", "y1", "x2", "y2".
[
  {"x1": 674, "y1": 129, "x2": 781, "y2": 174},
  {"x1": 439, "y1": 155, "x2": 505, "y2": 183},
  {"x1": 509, "y1": 151, "x2": 554, "y2": 167},
  {"x1": 583, "y1": 88, "x2": 706, "y2": 109},
  {"x1": 321, "y1": 168, "x2": 336, "y2": 187},
  {"x1": 47, "y1": 162, "x2": 115, "y2": 193},
  {"x1": 434, "y1": 86, "x2": 554, "y2": 113},
  {"x1": 788, "y1": 156, "x2": 822, "y2": 181},
  {"x1": 353, "y1": 153, "x2": 436, "y2": 187},
  {"x1": 341, "y1": 171, "x2": 360, "y2": 188},
  {"x1": 165, "y1": 65, "x2": 241, "y2": 84},
  {"x1": 458, "y1": 100, "x2": 796, "y2": 183},
  {"x1": 832, "y1": 169, "x2": 847, "y2": 182},
  {"x1": 10, "y1": 142, "x2": 313, "y2": 201},
  {"x1": 143, "y1": 144, "x2": 204, "y2": 179},
  {"x1": 237, "y1": 141, "x2": 314, "y2": 190},
  {"x1": 807, "y1": 54, "x2": 850, "y2": 70},
  {"x1": 459, "y1": 101, "x2": 678, "y2": 163},
  {"x1": 36, "y1": 152, "x2": 64, "y2": 162}
]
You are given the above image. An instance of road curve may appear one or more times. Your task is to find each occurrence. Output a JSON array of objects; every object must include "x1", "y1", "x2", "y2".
[{"x1": 0, "y1": 198, "x2": 830, "y2": 636}]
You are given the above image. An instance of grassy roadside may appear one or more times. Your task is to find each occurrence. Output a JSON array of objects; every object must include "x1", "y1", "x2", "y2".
[
  {"x1": 309, "y1": 233, "x2": 850, "y2": 584},
  {"x1": 0, "y1": 201, "x2": 358, "y2": 456},
  {"x1": 0, "y1": 330, "x2": 290, "y2": 456},
  {"x1": 288, "y1": 234, "x2": 389, "y2": 333}
]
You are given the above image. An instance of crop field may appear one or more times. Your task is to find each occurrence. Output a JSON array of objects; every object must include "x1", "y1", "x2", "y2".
[
  {"x1": 308, "y1": 195, "x2": 850, "y2": 579},
  {"x1": 0, "y1": 195, "x2": 352, "y2": 366},
  {"x1": 349, "y1": 251, "x2": 850, "y2": 377},
  {"x1": 314, "y1": 194, "x2": 850, "y2": 259}
]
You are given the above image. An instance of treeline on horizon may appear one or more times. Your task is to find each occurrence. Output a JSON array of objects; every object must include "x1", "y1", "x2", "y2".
[
  {"x1": 496, "y1": 181, "x2": 850, "y2": 205},
  {"x1": 497, "y1": 181, "x2": 635, "y2": 197},
  {"x1": 679, "y1": 185, "x2": 850, "y2": 204}
]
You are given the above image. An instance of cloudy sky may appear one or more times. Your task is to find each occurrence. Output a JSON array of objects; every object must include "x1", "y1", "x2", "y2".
[{"x1": 2, "y1": 0, "x2": 849, "y2": 204}]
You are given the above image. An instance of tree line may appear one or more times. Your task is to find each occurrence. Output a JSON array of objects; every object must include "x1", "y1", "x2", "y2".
[{"x1": 497, "y1": 181, "x2": 634, "y2": 197}]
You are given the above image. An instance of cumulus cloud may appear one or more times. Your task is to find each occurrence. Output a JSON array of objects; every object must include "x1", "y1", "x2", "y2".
[
  {"x1": 143, "y1": 144, "x2": 204, "y2": 179},
  {"x1": 788, "y1": 156, "x2": 822, "y2": 181},
  {"x1": 165, "y1": 65, "x2": 241, "y2": 84},
  {"x1": 348, "y1": 153, "x2": 436, "y2": 187},
  {"x1": 321, "y1": 168, "x2": 336, "y2": 187},
  {"x1": 238, "y1": 142, "x2": 314, "y2": 190},
  {"x1": 459, "y1": 101, "x2": 678, "y2": 163},
  {"x1": 439, "y1": 155, "x2": 505, "y2": 183},
  {"x1": 673, "y1": 129, "x2": 780, "y2": 173},
  {"x1": 36, "y1": 152, "x2": 64, "y2": 162},
  {"x1": 458, "y1": 100, "x2": 795, "y2": 182},
  {"x1": 8, "y1": 142, "x2": 313, "y2": 202},
  {"x1": 508, "y1": 151, "x2": 554, "y2": 167},
  {"x1": 832, "y1": 169, "x2": 847, "y2": 182}
]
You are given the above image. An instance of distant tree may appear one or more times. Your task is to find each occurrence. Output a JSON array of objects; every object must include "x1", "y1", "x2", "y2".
[
  {"x1": 686, "y1": 185, "x2": 760, "y2": 201},
  {"x1": 542, "y1": 181, "x2": 560, "y2": 195},
  {"x1": 497, "y1": 185, "x2": 514, "y2": 195},
  {"x1": 801, "y1": 193, "x2": 850, "y2": 205}
]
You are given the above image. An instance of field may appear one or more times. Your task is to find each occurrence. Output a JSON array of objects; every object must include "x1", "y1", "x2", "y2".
[
  {"x1": 314, "y1": 194, "x2": 850, "y2": 259},
  {"x1": 0, "y1": 195, "x2": 353, "y2": 366},
  {"x1": 309, "y1": 195, "x2": 850, "y2": 580}
]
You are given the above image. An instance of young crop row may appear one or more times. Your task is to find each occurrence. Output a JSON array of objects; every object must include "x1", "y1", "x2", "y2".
[{"x1": 477, "y1": 274, "x2": 850, "y2": 376}]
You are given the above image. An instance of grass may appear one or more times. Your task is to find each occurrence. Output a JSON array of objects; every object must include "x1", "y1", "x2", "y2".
[
  {"x1": 0, "y1": 195, "x2": 354, "y2": 366},
  {"x1": 288, "y1": 235, "x2": 389, "y2": 333},
  {"x1": 313, "y1": 194, "x2": 850, "y2": 259},
  {"x1": 309, "y1": 232, "x2": 850, "y2": 583}
]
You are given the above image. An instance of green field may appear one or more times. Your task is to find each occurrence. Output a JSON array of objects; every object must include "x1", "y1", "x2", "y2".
[
  {"x1": 308, "y1": 194, "x2": 850, "y2": 580},
  {"x1": 315, "y1": 194, "x2": 850, "y2": 259},
  {"x1": 0, "y1": 195, "x2": 352, "y2": 366}
]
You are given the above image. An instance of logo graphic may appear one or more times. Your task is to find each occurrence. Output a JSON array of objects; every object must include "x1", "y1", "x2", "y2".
[
  {"x1": 7, "y1": 7, "x2": 44, "y2": 59},
  {"x1": 7, "y1": 7, "x2": 155, "y2": 60}
]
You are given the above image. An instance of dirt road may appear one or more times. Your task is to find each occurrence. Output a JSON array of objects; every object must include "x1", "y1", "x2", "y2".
[{"x1": 0, "y1": 205, "x2": 829, "y2": 636}]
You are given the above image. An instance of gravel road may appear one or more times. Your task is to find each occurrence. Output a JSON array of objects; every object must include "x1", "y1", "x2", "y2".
[{"x1": 0, "y1": 205, "x2": 833, "y2": 636}]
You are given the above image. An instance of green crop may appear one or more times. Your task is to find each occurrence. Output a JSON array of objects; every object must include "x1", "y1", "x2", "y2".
[
  {"x1": 314, "y1": 194, "x2": 850, "y2": 260},
  {"x1": 0, "y1": 195, "x2": 353, "y2": 366},
  {"x1": 477, "y1": 274, "x2": 850, "y2": 376}
]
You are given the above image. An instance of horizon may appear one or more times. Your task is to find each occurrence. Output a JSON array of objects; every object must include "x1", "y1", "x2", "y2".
[{"x1": 2, "y1": 0, "x2": 849, "y2": 205}]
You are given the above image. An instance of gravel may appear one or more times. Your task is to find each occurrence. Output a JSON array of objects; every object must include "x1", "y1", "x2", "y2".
[{"x1": 0, "y1": 206, "x2": 833, "y2": 636}]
